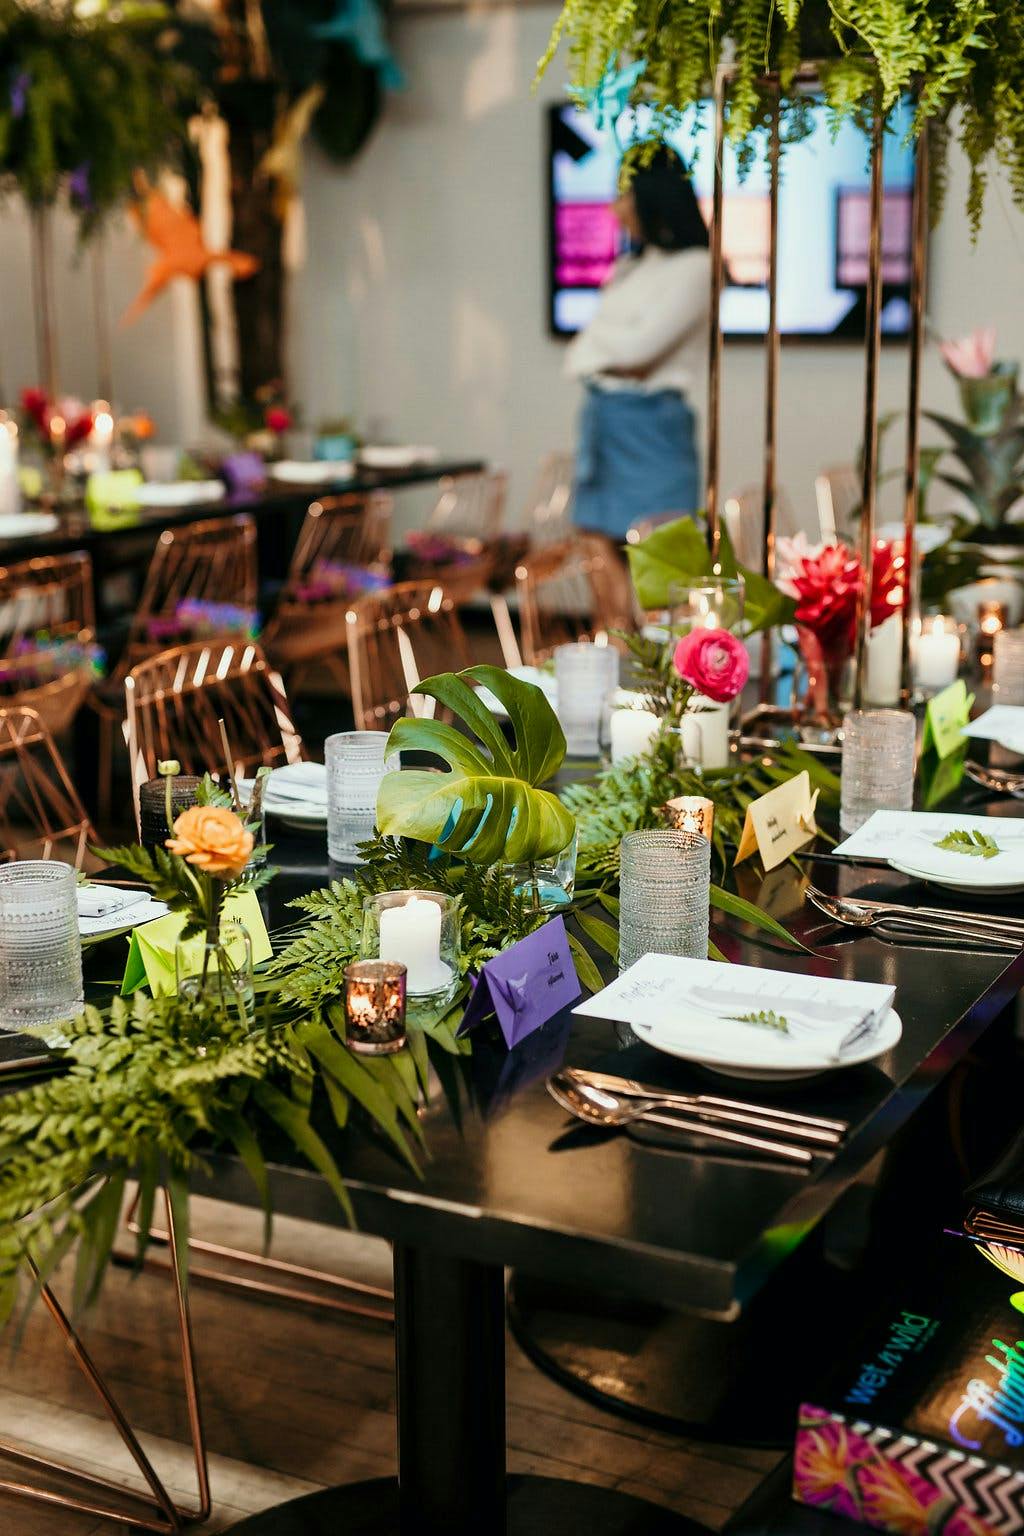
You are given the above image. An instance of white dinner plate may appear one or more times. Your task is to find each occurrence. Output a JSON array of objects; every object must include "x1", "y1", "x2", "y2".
[
  {"x1": 633, "y1": 1007, "x2": 903, "y2": 1081},
  {"x1": 265, "y1": 800, "x2": 328, "y2": 831},
  {"x1": 135, "y1": 481, "x2": 225, "y2": 507},
  {"x1": 888, "y1": 857, "x2": 1024, "y2": 896},
  {"x1": 269, "y1": 460, "x2": 355, "y2": 485},
  {"x1": 358, "y1": 445, "x2": 438, "y2": 470},
  {"x1": 0, "y1": 512, "x2": 59, "y2": 537}
]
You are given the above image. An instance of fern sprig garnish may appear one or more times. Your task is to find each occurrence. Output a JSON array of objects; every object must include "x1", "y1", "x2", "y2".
[{"x1": 934, "y1": 828, "x2": 1001, "y2": 859}]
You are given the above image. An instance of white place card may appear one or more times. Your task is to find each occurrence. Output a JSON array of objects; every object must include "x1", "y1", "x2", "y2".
[
  {"x1": 575, "y1": 953, "x2": 895, "y2": 1062},
  {"x1": 963, "y1": 706, "x2": 1024, "y2": 756},
  {"x1": 833, "y1": 809, "x2": 1024, "y2": 860}
]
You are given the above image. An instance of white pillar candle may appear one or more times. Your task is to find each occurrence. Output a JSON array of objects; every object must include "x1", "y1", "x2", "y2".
[
  {"x1": 680, "y1": 696, "x2": 730, "y2": 769},
  {"x1": 378, "y1": 896, "x2": 446, "y2": 994},
  {"x1": 865, "y1": 614, "x2": 902, "y2": 705},
  {"x1": 913, "y1": 616, "x2": 960, "y2": 692},
  {"x1": 0, "y1": 421, "x2": 19, "y2": 518},
  {"x1": 610, "y1": 707, "x2": 660, "y2": 764}
]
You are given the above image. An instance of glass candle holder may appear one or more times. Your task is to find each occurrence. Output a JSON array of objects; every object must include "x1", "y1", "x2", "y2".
[
  {"x1": 554, "y1": 643, "x2": 619, "y2": 757},
  {"x1": 362, "y1": 889, "x2": 459, "y2": 1008},
  {"x1": 618, "y1": 829, "x2": 710, "y2": 973},
  {"x1": 911, "y1": 615, "x2": 962, "y2": 695},
  {"x1": 343, "y1": 960, "x2": 407, "y2": 1055},
  {"x1": 0, "y1": 860, "x2": 84, "y2": 1032},
  {"x1": 669, "y1": 576, "x2": 745, "y2": 635},
  {"x1": 662, "y1": 795, "x2": 715, "y2": 840},
  {"x1": 840, "y1": 709, "x2": 916, "y2": 834},
  {"x1": 139, "y1": 775, "x2": 202, "y2": 852},
  {"x1": 326, "y1": 730, "x2": 395, "y2": 863},
  {"x1": 993, "y1": 628, "x2": 1024, "y2": 705}
]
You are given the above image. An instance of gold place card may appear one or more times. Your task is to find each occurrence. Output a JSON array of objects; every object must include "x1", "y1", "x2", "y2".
[{"x1": 735, "y1": 770, "x2": 819, "y2": 872}]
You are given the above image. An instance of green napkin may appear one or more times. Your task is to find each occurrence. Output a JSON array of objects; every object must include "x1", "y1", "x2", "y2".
[
  {"x1": 921, "y1": 679, "x2": 974, "y2": 761},
  {"x1": 121, "y1": 888, "x2": 272, "y2": 996},
  {"x1": 85, "y1": 468, "x2": 143, "y2": 515}
]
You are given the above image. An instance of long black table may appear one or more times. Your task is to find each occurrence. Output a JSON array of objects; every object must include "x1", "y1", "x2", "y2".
[{"x1": 5, "y1": 790, "x2": 1023, "y2": 1534}]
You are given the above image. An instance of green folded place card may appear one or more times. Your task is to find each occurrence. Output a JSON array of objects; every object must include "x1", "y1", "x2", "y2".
[
  {"x1": 121, "y1": 888, "x2": 272, "y2": 996},
  {"x1": 921, "y1": 679, "x2": 974, "y2": 761},
  {"x1": 85, "y1": 468, "x2": 143, "y2": 515}
]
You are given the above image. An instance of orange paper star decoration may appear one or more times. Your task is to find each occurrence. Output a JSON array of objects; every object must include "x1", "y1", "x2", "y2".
[{"x1": 121, "y1": 190, "x2": 260, "y2": 325}]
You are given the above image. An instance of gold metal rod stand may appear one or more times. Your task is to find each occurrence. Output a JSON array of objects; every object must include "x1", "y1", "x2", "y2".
[
  {"x1": 900, "y1": 114, "x2": 930, "y2": 702},
  {"x1": 759, "y1": 80, "x2": 782, "y2": 701},
  {"x1": 853, "y1": 100, "x2": 887, "y2": 708},
  {"x1": 705, "y1": 71, "x2": 727, "y2": 563},
  {"x1": 0, "y1": 1190, "x2": 210, "y2": 1533}
]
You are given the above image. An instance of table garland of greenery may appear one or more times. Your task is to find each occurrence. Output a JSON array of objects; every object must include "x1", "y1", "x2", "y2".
[{"x1": 0, "y1": 668, "x2": 835, "y2": 1326}]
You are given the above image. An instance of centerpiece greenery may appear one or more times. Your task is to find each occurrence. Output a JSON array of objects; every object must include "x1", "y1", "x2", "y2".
[{"x1": 539, "y1": 0, "x2": 1024, "y2": 231}]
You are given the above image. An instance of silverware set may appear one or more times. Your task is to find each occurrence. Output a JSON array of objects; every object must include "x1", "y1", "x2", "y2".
[
  {"x1": 806, "y1": 886, "x2": 1024, "y2": 952},
  {"x1": 548, "y1": 1067, "x2": 848, "y2": 1166},
  {"x1": 965, "y1": 761, "x2": 1024, "y2": 799}
]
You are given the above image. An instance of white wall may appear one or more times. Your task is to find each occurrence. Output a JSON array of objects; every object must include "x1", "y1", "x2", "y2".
[{"x1": 4, "y1": 3, "x2": 1024, "y2": 538}]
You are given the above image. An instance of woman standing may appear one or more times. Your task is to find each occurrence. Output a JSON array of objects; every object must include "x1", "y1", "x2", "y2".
[{"x1": 566, "y1": 145, "x2": 711, "y2": 538}]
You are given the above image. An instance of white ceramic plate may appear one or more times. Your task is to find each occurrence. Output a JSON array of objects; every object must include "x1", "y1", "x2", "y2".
[
  {"x1": 0, "y1": 512, "x2": 59, "y2": 537},
  {"x1": 265, "y1": 800, "x2": 327, "y2": 831},
  {"x1": 269, "y1": 460, "x2": 355, "y2": 485},
  {"x1": 136, "y1": 481, "x2": 225, "y2": 507},
  {"x1": 633, "y1": 1007, "x2": 903, "y2": 1081},
  {"x1": 358, "y1": 445, "x2": 438, "y2": 470},
  {"x1": 888, "y1": 857, "x2": 1024, "y2": 896}
]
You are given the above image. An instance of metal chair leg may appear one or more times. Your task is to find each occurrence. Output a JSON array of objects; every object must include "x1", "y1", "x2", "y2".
[{"x1": 0, "y1": 1189, "x2": 211, "y2": 1533}]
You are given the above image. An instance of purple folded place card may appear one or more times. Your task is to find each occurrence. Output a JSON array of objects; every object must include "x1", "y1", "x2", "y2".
[
  {"x1": 221, "y1": 451, "x2": 266, "y2": 494},
  {"x1": 458, "y1": 915, "x2": 581, "y2": 1048}
]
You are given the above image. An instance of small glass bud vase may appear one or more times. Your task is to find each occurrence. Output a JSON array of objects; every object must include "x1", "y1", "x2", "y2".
[
  {"x1": 175, "y1": 917, "x2": 254, "y2": 1022},
  {"x1": 362, "y1": 890, "x2": 460, "y2": 1019},
  {"x1": 505, "y1": 830, "x2": 578, "y2": 910},
  {"x1": 343, "y1": 960, "x2": 407, "y2": 1055}
]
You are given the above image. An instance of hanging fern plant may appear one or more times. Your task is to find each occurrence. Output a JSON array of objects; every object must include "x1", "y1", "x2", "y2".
[{"x1": 538, "y1": 0, "x2": 1024, "y2": 231}]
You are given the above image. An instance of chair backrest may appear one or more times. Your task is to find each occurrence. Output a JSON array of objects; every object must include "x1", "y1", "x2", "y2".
[
  {"x1": 0, "y1": 705, "x2": 97, "y2": 869},
  {"x1": 0, "y1": 551, "x2": 95, "y2": 650},
  {"x1": 721, "y1": 486, "x2": 798, "y2": 571},
  {"x1": 124, "y1": 640, "x2": 304, "y2": 810},
  {"x1": 513, "y1": 534, "x2": 634, "y2": 664},
  {"x1": 814, "y1": 465, "x2": 861, "y2": 544},
  {"x1": 345, "y1": 581, "x2": 471, "y2": 731},
  {"x1": 283, "y1": 491, "x2": 392, "y2": 592},
  {"x1": 128, "y1": 515, "x2": 258, "y2": 647},
  {"x1": 427, "y1": 470, "x2": 508, "y2": 541},
  {"x1": 522, "y1": 453, "x2": 574, "y2": 545}
]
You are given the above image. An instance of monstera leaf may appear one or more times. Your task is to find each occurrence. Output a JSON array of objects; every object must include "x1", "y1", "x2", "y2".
[
  {"x1": 376, "y1": 667, "x2": 577, "y2": 865},
  {"x1": 628, "y1": 518, "x2": 795, "y2": 634}
]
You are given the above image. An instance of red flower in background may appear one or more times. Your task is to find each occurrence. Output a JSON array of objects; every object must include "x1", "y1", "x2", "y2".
[
  {"x1": 672, "y1": 626, "x2": 750, "y2": 702},
  {"x1": 265, "y1": 406, "x2": 292, "y2": 434},
  {"x1": 19, "y1": 389, "x2": 93, "y2": 447},
  {"x1": 19, "y1": 387, "x2": 49, "y2": 435},
  {"x1": 871, "y1": 538, "x2": 906, "y2": 628},
  {"x1": 785, "y1": 541, "x2": 864, "y2": 656}
]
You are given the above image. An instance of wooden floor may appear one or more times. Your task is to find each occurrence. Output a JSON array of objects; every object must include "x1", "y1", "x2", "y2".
[{"x1": 0, "y1": 1198, "x2": 782, "y2": 1533}]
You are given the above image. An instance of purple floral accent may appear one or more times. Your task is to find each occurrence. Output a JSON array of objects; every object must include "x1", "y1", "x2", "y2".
[
  {"x1": 405, "y1": 530, "x2": 477, "y2": 567},
  {"x1": 68, "y1": 162, "x2": 93, "y2": 210},
  {"x1": 9, "y1": 71, "x2": 29, "y2": 119},
  {"x1": 294, "y1": 562, "x2": 391, "y2": 603}
]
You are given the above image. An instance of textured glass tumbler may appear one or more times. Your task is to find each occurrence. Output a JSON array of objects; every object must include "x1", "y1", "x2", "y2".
[
  {"x1": 618, "y1": 830, "x2": 711, "y2": 972},
  {"x1": 326, "y1": 730, "x2": 394, "y2": 862},
  {"x1": 993, "y1": 628, "x2": 1024, "y2": 705},
  {"x1": 0, "y1": 860, "x2": 83, "y2": 1032},
  {"x1": 554, "y1": 643, "x2": 619, "y2": 756},
  {"x1": 840, "y1": 709, "x2": 917, "y2": 834}
]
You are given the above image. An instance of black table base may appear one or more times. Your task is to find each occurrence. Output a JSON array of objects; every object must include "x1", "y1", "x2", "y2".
[{"x1": 220, "y1": 1474, "x2": 709, "y2": 1534}]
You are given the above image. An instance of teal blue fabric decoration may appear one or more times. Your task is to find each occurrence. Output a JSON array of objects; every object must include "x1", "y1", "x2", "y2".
[
  {"x1": 577, "y1": 54, "x2": 646, "y2": 142},
  {"x1": 312, "y1": 0, "x2": 405, "y2": 91}
]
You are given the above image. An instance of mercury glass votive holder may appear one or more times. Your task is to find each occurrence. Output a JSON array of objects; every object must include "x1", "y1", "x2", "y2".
[
  {"x1": 343, "y1": 960, "x2": 407, "y2": 1055},
  {"x1": 662, "y1": 795, "x2": 715, "y2": 840},
  {"x1": 840, "y1": 709, "x2": 916, "y2": 834},
  {"x1": 0, "y1": 860, "x2": 84, "y2": 1032},
  {"x1": 326, "y1": 730, "x2": 395, "y2": 863},
  {"x1": 618, "y1": 829, "x2": 710, "y2": 973},
  {"x1": 993, "y1": 628, "x2": 1024, "y2": 705},
  {"x1": 554, "y1": 643, "x2": 619, "y2": 757},
  {"x1": 138, "y1": 775, "x2": 202, "y2": 851}
]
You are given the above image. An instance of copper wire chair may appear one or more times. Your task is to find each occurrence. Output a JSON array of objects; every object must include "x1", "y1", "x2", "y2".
[
  {"x1": 346, "y1": 581, "x2": 471, "y2": 731},
  {"x1": 521, "y1": 452, "x2": 574, "y2": 544},
  {"x1": 124, "y1": 639, "x2": 304, "y2": 822},
  {"x1": 722, "y1": 485, "x2": 798, "y2": 570},
  {"x1": 426, "y1": 468, "x2": 509, "y2": 540},
  {"x1": 94, "y1": 515, "x2": 259, "y2": 824},
  {"x1": 261, "y1": 490, "x2": 393, "y2": 693},
  {"x1": 0, "y1": 552, "x2": 97, "y2": 739},
  {"x1": 512, "y1": 534, "x2": 634, "y2": 665},
  {"x1": 0, "y1": 705, "x2": 98, "y2": 869}
]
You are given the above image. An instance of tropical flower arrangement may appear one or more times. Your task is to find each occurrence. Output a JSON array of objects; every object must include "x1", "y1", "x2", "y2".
[
  {"x1": 18, "y1": 388, "x2": 93, "y2": 456},
  {"x1": 926, "y1": 327, "x2": 1024, "y2": 544}
]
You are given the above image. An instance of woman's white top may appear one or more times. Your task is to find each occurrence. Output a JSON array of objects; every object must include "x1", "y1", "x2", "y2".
[{"x1": 564, "y1": 246, "x2": 711, "y2": 397}]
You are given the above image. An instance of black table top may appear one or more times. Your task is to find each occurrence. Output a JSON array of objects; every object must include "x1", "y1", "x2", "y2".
[
  {"x1": 0, "y1": 458, "x2": 485, "y2": 563},
  {"x1": 4, "y1": 776, "x2": 1021, "y2": 1322}
]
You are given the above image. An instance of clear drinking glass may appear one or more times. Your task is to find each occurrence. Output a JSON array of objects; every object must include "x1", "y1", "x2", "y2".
[
  {"x1": 326, "y1": 730, "x2": 394, "y2": 862},
  {"x1": 993, "y1": 628, "x2": 1024, "y2": 705},
  {"x1": 618, "y1": 829, "x2": 710, "y2": 972},
  {"x1": 840, "y1": 709, "x2": 917, "y2": 834},
  {"x1": 554, "y1": 643, "x2": 619, "y2": 757},
  {"x1": 0, "y1": 860, "x2": 84, "y2": 1032}
]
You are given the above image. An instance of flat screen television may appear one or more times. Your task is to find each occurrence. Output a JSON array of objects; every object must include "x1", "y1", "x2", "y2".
[{"x1": 548, "y1": 98, "x2": 918, "y2": 341}]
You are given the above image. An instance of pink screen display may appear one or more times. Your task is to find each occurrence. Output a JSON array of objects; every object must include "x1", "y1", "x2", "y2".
[{"x1": 554, "y1": 202, "x2": 619, "y2": 288}]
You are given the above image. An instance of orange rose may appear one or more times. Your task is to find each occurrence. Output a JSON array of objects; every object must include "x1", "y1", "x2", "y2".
[{"x1": 166, "y1": 805, "x2": 253, "y2": 879}]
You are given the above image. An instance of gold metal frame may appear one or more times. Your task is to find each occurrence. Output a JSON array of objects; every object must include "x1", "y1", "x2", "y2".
[{"x1": 0, "y1": 1191, "x2": 210, "y2": 1534}]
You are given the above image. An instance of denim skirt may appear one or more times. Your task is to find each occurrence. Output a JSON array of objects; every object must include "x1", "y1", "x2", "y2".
[{"x1": 572, "y1": 384, "x2": 700, "y2": 538}]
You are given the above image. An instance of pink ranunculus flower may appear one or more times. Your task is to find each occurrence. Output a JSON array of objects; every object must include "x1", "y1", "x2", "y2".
[
  {"x1": 673, "y1": 626, "x2": 749, "y2": 703},
  {"x1": 940, "y1": 326, "x2": 996, "y2": 380}
]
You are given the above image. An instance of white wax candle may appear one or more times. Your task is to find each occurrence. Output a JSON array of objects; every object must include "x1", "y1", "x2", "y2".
[
  {"x1": 680, "y1": 696, "x2": 730, "y2": 769},
  {"x1": 610, "y1": 707, "x2": 660, "y2": 764},
  {"x1": 913, "y1": 618, "x2": 960, "y2": 692},
  {"x1": 865, "y1": 614, "x2": 902, "y2": 705},
  {"x1": 0, "y1": 423, "x2": 19, "y2": 518},
  {"x1": 378, "y1": 896, "x2": 446, "y2": 994}
]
